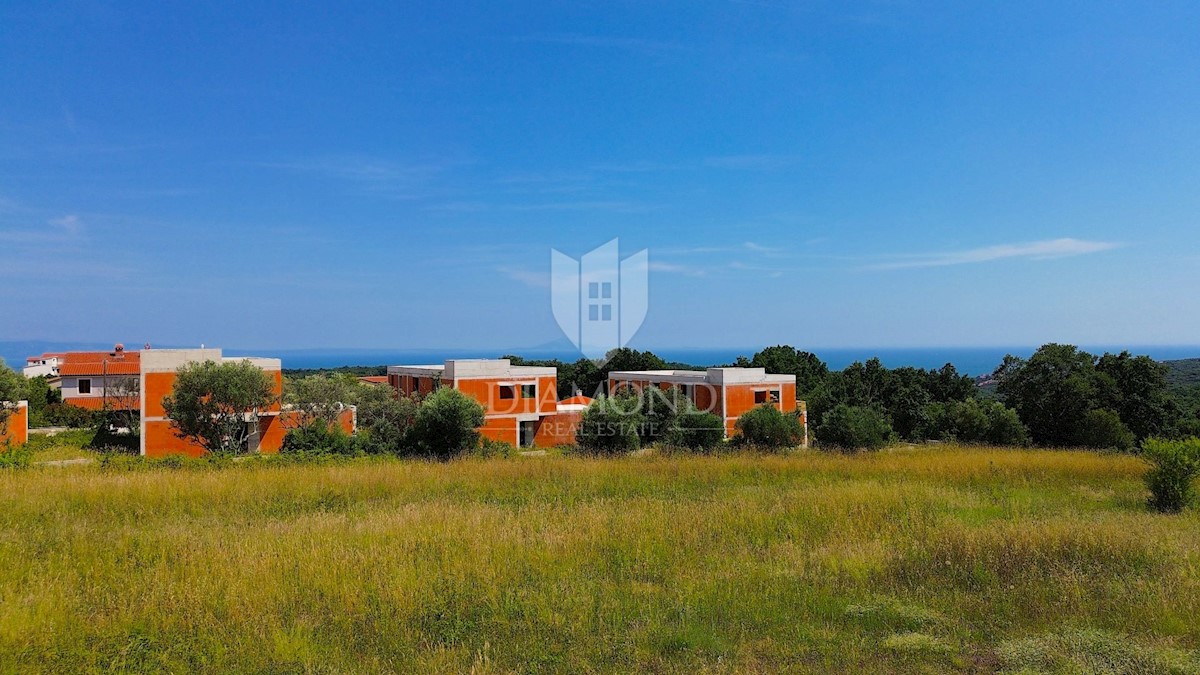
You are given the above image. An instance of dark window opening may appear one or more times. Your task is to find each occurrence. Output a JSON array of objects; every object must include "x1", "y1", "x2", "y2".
[
  {"x1": 520, "y1": 384, "x2": 536, "y2": 399},
  {"x1": 519, "y1": 420, "x2": 538, "y2": 448},
  {"x1": 754, "y1": 390, "x2": 781, "y2": 404},
  {"x1": 499, "y1": 385, "x2": 516, "y2": 400},
  {"x1": 78, "y1": 379, "x2": 92, "y2": 395}
]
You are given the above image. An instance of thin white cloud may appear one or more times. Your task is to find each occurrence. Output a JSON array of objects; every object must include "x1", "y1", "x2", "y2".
[
  {"x1": 702, "y1": 154, "x2": 802, "y2": 170},
  {"x1": 0, "y1": 214, "x2": 85, "y2": 244},
  {"x1": 649, "y1": 261, "x2": 705, "y2": 277},
  {"x1": 662, "y1": 241, "x2": 780, "y2": 255},
  {"x1": 257, "y1": 157, "x2": 445, "y2": 183},
  {"x1": 498, "y1": 266, "x2": 550, "y2": 289},
  {"x1": 869, "y1": 238, "x2": 1121, "y2": 270},
  {"x1": 512, "y1": 33, "x2": 687, "y2": 54},
  {"x1": 49, "y1": 214, "x2": 82, "y2": 235}
]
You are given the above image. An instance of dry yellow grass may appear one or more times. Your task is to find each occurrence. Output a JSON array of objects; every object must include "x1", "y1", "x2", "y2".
[{"x1": 0, "y1": 446, "x2": 1197, "y2": 672}]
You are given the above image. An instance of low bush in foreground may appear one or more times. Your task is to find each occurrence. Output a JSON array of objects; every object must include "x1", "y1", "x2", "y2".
[
  {"x1": 817, "y1": 404, "x2": 895, "y2": 451},
  {"x1": 1142, "y1": 437, "x2": 1200, "y2": 513},
  {"x1": 281, "y1": 422, "x2": 357, "y2": 456},
  {"x1": 734, "y1": 404, "x2": 804, "y2": 449},
  {"x1": 668, "y1": 410, "x2": 725, "y2": 451}
]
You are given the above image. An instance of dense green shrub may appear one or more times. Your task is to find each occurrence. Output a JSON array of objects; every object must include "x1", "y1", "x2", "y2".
[
  {"x1": 0, "y1": 447, "x2": 31, "y2": 469},
  {"x1": 638, "y1": 386, "x2": 687, "y2": 445},
  {"x1": 669, "y1": 410, "x2": 725, "y2": 451},
  {"x1": 816, "y1": 405, "x2": 894, "y2": 451},
  {"x1": 356, "y1": 394, "x2": 419, "y2": 455},
  {"x1": 22, "y1": 375, "x2": 58, "y2": 428},
  {"x1": 409, "y1": 387, "x2": 486, "y2": 460},
  {"x1": 920, "y1": 399, "x2": 1030, "y2": 446},
  {"x1": 1075, "y1": 409, "x2": 1135, "y2": 451},
  {"x1": 473, "y1": 437, "x2": 517, "y2": 459},
  {"x1": 281, "y1": 421, "x2": 356, "y2": 456},
  {"x1": 1141, "y1": 438, "x2": 1200, "y2": 513},
  {"x1": 735, "y1": 404, "x2": 805, "y2": 449},
  {"x1": 576, "y1": 394, "x2": 642, "y2": 454},
  {"x1": 43, "y1": 402, "x2": 96, "y2": 429}
]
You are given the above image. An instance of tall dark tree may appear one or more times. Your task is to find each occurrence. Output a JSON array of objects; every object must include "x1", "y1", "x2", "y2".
[
  {"x1": 994, "y1": 344, "x2": 1105, "y2": 447},
  {"x1": 749, "y1": 345, "x2": 829, "y2": 397},
  {"x1": 1095, "y1": 351, "x2": 1179, "y2": 441}
]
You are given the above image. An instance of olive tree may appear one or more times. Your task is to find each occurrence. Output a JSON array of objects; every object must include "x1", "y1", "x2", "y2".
[
  {"x1": 162, "y1": 360, "x2": 276, "y2": 454},
  {"x1": 409, "y1": 386, "x2": 485, "y2": 459},
  {"x1": 283, "y1": 374, "x2": 357, "y2": 428}
]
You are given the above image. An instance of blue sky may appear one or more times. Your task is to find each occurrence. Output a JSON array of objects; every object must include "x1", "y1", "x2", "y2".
[{"x1": 2, "y1": 1, "x2": 1199, "y2": 352}]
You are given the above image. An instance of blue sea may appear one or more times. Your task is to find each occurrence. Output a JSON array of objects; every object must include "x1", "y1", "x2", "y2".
[
  {"x1": 236, "y1": 345, "x2": 1200, "y2": 377},
  {"x1": 6, "y1": 341, "x2": 1197, "y2": 377}
]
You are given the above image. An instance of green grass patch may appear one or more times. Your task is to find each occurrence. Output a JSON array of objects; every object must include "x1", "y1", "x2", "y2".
[{"x1": 0, "y1": 446, "x2": 1196, "y2": 671}]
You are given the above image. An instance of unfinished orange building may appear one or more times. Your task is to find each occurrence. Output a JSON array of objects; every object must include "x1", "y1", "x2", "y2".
[
  {"x1": 607, "y1": 367, "x2": 803, "y2": 439},
  {"x1": 387, "y1": 359, "x2": 584, "y2": 448},
  {"x1": 140, "y1": 349, "x2": 354, "y2": 458}
]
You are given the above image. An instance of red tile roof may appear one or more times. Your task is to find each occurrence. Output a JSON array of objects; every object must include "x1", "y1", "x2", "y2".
[
  {"x1": 62, "y1": 396, "x2": 141, "y2": 411},
  {"x1": 358, "y1": 376, "x2": 389, "y2": 385},
  {"x1": 55, "y1": 350, "x2": 142, "y2": 376},
  {"x1": 59, "y1": 362, "x2": 141, "y2": 376}
]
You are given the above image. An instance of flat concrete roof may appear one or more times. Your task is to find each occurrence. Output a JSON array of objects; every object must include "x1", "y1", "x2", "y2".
[
  {"x1": 609, "y1": 367, "x2": 795, "y2": 386},
  {"x1": 387, "y1": 359, "x2": 555, "y2": 380}
]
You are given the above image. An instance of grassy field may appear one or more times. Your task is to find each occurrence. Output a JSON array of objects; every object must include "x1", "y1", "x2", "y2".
[{"x1": 1, "y1": 447, "x2": 1199, "y2": 673}]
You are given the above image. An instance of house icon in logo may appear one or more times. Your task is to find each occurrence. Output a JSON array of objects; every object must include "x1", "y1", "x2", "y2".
[{"x1": 551, "y1": 239, "x2": 648, "y2": 361}]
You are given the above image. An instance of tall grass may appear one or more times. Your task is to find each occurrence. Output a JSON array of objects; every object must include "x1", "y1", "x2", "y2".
[{"x1": 0, "y1": 447, "x2": 1197, "y2": 672}]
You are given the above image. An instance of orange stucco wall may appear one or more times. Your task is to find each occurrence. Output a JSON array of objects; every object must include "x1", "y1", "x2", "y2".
[
  {"x1": 143, "y1": 365, "x2": 287, "y2": 457},
  {"x1": 481, "y1": 416, "x2": 518, "y2": 445},
  {"x1": 693, "y1": 384, "x2": 719, "y2": 415},
  {"x1": 1, "y1": 404, "x2": 28, "y2": 448},
  {"x1": 534, "y1": 410, "x2": 582, "y2": 447},
  {"x1": 455, "y1": 376, "x2": 557, "y2": 417},
  {"x1": 144, "y1": 372, "x2": 175, "y2": 418},
  {"x1": 144, "y1": 420, "x2": 208, "y2": 458},
  {"x1": 258, "y1": 414, "x2": 287, "y2": 454}
]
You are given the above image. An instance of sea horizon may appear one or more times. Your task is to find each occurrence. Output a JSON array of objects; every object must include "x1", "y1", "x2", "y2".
[
  {"x1": 238, "y1": 344, "x2": 1200, "y2": 377},
  {"x1": 6, "y1": 341, "x2": 1199, "y2": 377}
]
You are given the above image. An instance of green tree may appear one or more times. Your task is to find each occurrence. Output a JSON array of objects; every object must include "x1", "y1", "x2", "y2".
[
  {"x1": 22, "y1": 375, "x2": 56, "y2": 428},
  {"x1": 356, "y1": 389, "x2": 420, "y2": 455},
  {"x1": 994, "y1": 344, "x2": 1102, "y2": 447},
  {"x1": 576, "y1": 394, "x2": 642, "y2": 454},
  {"x1": 1096, "y1": 351, "x2": 1179, "y2": 441},
  {"x1": 1142, "y1": 438, "x2": 1200, "y2": 513},
  {"x1": 409, "y1": 387, "x2": 485, "y2": 459},
  {"x1": 749, "y1": 345, "x2": 829, "y2": 396},
  {"x1": 638, "y1": 386, "x2": 689, "y2": 445},
  {"x1": 282, "y1": 421, "x2": 355, "y2": 456},
  {"x1": 815, "y1": 404, "x2": 895, "y2": 451},
  {"x1": 284, "y1": 374, "x2": 356, "y2": 427},
  {"x1": 920, "y1": 399, "x2": 1029, "y2": 446},
  {"x1": 735, "y1": 404, "x2": 805, "y2": 449},
  {"x1": 669, "y1": 409, "x2": 725, "y2": 451},
  {"x1": 1075, "y1": 409, "x2": 1135, "y2": 451},
  {"x1": 162, "y1": 360, "x2": 277, "y2": 455}
]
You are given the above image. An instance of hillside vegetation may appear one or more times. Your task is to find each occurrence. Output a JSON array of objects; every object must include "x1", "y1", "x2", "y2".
[
  {"x1": 1166, "y1": 359, "x2": 1200, "y2": 389},
  {"x1": 1, "y1": 449, "x2": 1198, "y2": 672}
]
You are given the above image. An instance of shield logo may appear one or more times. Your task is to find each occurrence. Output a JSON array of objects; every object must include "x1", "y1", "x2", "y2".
[{"x1": 551, "y1": 239, "x2": 648, "y2": 362}]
